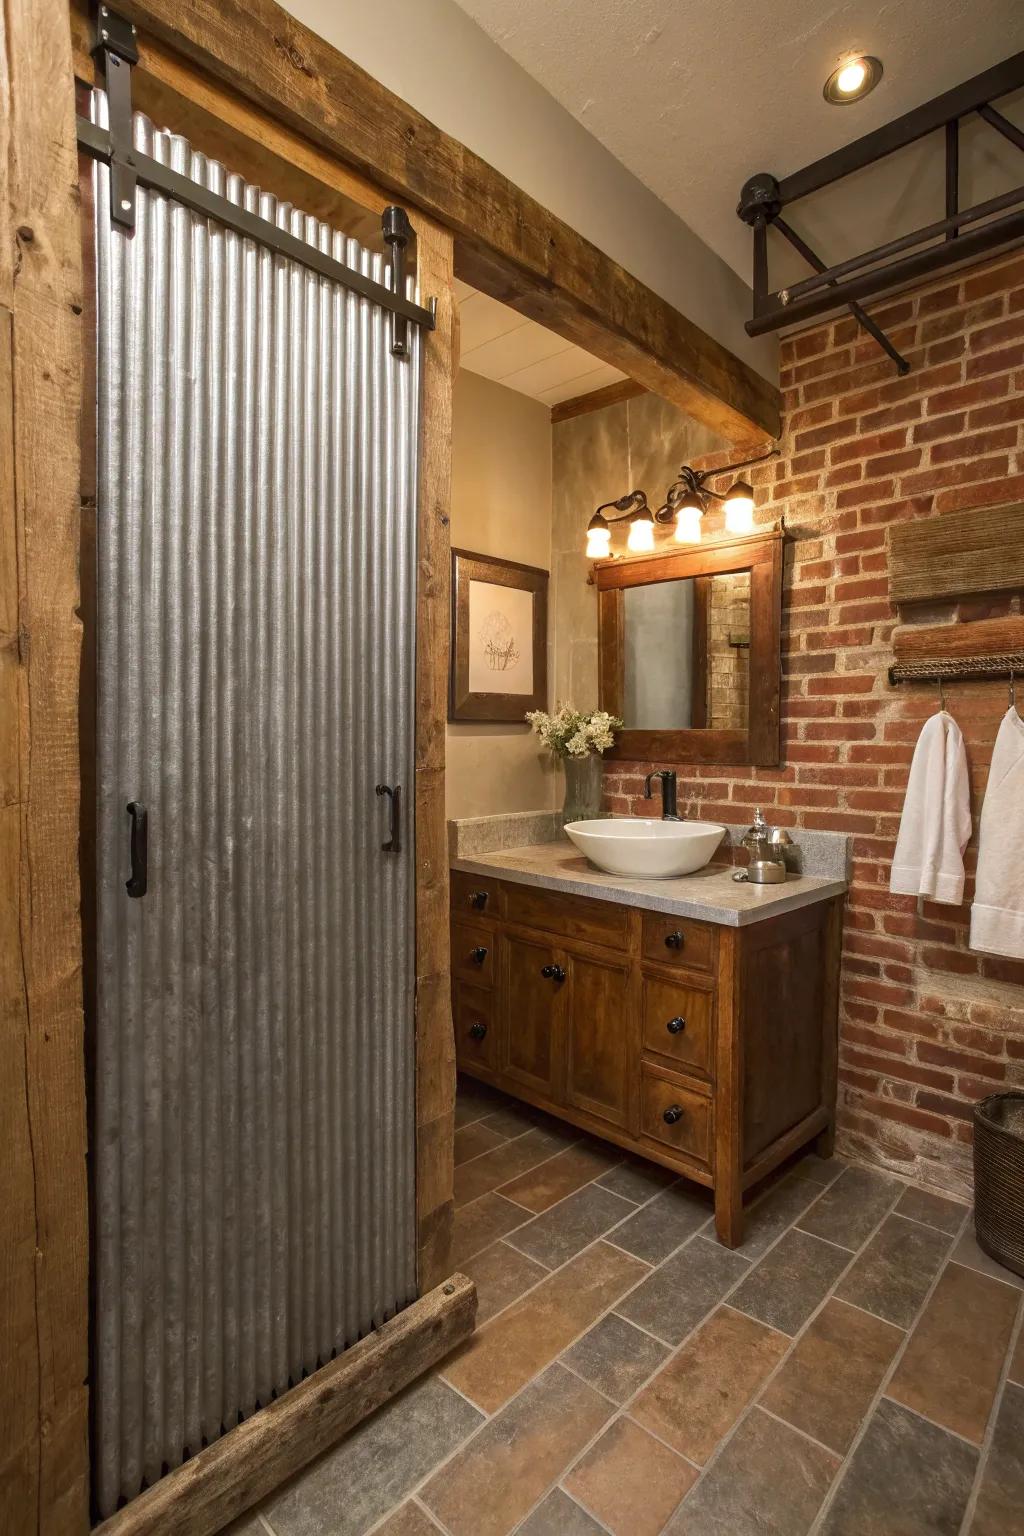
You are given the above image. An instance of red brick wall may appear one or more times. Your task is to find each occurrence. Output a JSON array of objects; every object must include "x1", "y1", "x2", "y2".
[{"x1": 604, "y1": 248, "x2": 1024, "y2": 1198}]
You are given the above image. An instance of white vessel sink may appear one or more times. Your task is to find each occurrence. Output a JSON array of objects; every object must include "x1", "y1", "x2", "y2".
[{"x1": 564, "y1": 818, "x2": 727, "y2": 879}]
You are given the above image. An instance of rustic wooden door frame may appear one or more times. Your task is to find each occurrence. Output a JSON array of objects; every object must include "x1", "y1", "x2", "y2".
[{"x1": 3, "y1": 0, "x2": 779, "y2": 1528}]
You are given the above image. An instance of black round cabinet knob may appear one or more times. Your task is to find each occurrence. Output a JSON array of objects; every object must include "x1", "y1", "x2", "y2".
[
  {"x1": 540, "y1": 963, "x2": 567, "y2": 983},
  {"x1": 664, "y1": 930, "x2": 685, "y2": 951},
  {"x1": 663, "y1": 1105, "x2": 684, "y2": 1126},
  {"x1": 666, "y1": 1016, "x2": 686, "y2": 1035},
  {"x1": 470, "y1": 946, "x2": 488, "y2": 965},
  {"x1": 469, "y1": 890, "x2": 488, "y2": 910},
  {"x1": 468, "y1": 1021, "x2": 487, "y2": 1041}
]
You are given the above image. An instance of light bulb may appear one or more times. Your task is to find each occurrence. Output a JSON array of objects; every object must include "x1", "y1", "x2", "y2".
[
  {"x1": 836, "y1": 59, "x2": 866, "y2": 94},
  {"x1": 585, "y1": 524, "x2": 612, "y2": 559},
  {"x1": 626, "y1": 513, "x2": 655, "y2": 553},
  {"x1": 674, "y1": 504, "x2": 703, "y2": 543},
  {"x1": 824, "y1": 55, "x2": 882, "y2": 104},
  {"x1": 723, "y1": 480, "x2": 754, "y2": 535}
]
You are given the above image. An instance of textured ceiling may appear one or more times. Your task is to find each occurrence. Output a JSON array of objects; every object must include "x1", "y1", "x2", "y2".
[
  {"x1": 453, "y1": 0, "x2": 1024, "y2": 290},
  {"x1": 455, "y1": 278, "x2": 626, "y2": 405}
]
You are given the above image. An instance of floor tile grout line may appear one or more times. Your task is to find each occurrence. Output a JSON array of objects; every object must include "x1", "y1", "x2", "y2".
[
  {"x1": 547, "y1": 1487, "x2": 619, "y2": 1536},
  {"x1": 501, "y1": 1186, "x2": 640, "y2": 1269},
  {"x1": 358, "y1": 1147, "x2": 961, "y2": 1534},
  {"x1": 645, "y1": 1171, "x2": 914, "y2": 1534},
  {"x1": 617, "y1": 1406, "x2": 704, "y2": 1471},
  {"x1": 755, "y1": 1402, "x2": 847, "y2": 1462},
  {"x1": 285, "y1": 1156, "x2": 905, "y2": 1536},
  {"x1": 426, "y1": 1184, "x2": 746, "y2": 1535},
  {"x1": 956, "y1": 1283, "x2": 1024, "y2": 1535},
  {"x1": 452, "y1": 1122, "x2": 516, "y2": 1168},
  {"x1": 947, "y1": 1249, "x2": 1024, "y2": 1293},
  {"x1": 804, "y1": 1200, "x2": 974, "y2": 1536},
  {"x1": 454, "y1": 1126, "x2": 587, "y2": 1196},
  {"x1": 410, "y1": 1494, "x2": 449, "y2": 1534},
  {"x1": 411, "y1": 1204, "x2": 702, "y2": 1531},
  {"x1": 543, "y1": 1164, "x2": 894, "y2": 1535}
]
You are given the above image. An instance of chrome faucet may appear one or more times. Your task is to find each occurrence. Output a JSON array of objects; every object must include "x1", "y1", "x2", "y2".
[{"x1": 644, "y1": 770, "x2": 681, "y2": 821}]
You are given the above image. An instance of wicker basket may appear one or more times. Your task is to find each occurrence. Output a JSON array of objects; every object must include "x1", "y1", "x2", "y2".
[{"x1": 974, "y1": 1091, "x2": 1024, "y2": 1279}]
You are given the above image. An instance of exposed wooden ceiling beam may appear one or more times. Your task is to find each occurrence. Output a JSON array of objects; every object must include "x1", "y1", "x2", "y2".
[
  {"x1": 550, "y1": 378, "x2": 648, "y2": 424},
  {"x1": 106, "y1": 0, "x2": 780, "y2": 445}
]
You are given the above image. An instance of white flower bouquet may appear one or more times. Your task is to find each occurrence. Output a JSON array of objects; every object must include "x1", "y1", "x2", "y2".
[{"x1": 525, "y1": 705, "x2": 623, "y2": 759}]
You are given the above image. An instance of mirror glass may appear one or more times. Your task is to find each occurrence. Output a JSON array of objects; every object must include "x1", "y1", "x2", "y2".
[{"x1": 622, "y1": 571, "x2": 751, "y2": 730}]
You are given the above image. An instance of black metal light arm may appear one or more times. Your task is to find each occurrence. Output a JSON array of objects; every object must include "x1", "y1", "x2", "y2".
[
  {"x1": 659, "y1": 448, "x2": 779, "y2": 515},
  {"x1": 592, "y1": 489, "x2": 651, "y2": 524}
]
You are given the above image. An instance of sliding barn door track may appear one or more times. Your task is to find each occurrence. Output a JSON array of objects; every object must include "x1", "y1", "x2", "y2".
[{"x1": 79, "y1": 6, "x2": 436, "y2": 355}]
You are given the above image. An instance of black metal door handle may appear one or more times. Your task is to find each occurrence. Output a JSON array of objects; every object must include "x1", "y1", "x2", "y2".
[
  {"x1": 126, "y1": 800, "x2": 148, "y2": 897},
  {"x1": 469, "y1": 890, "x2": 489, "y2": 910},
  {"x1": 666, "y1": 1016, "x2": 686, "y2": 1035},
  {"x1": 663, "y1": 1105, "x2": 684, "y2": 1125},
  {"x1": 540, "y1": 964, "x2": 566, "y2": 983},
  {"x1": 664, "y1": 930, "x2": 684, "y2": 951},
  {"x1": 375, "y1": 783, "x2": 402, "y2": 853}
]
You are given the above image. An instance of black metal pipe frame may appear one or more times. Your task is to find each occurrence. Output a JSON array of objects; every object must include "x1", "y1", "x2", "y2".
[
  {"x1": 739, "y1": 49, "x2": 1024, "y2": 365},
  {"x1": 773, "y1": 217, "x2": 911, "y2": 375}
]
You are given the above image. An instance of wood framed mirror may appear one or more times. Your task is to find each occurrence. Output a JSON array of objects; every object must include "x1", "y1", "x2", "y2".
[{"x1": 597, "y1": 527, "x2": 784, "y2": 766}]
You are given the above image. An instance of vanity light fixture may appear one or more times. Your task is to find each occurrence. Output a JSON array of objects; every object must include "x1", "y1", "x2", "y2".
[
  {"x1": 584, "y1": 450, "x2": 778, "y2": 558},
  {"x1": 823, "y1": 55, "x2": 883, "y2": 105},
  {"x1": 586, "y1": 490, "x2": 655, "y2": 558}
]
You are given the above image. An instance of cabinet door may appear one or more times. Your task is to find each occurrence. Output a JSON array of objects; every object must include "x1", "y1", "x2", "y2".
[
  {"x1": 565, "y1": 951, "x2": 631, "y2": 1130},
  {"x1": 500, "y1": 932, "x2": 564, "y2": 1101}
]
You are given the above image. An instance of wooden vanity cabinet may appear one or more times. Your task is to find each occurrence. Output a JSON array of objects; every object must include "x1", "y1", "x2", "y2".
[{"x1": 451, "y1": 871, "x2": 843, "y2": 1247}]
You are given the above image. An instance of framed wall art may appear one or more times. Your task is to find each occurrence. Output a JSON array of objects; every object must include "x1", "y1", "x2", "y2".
[{"x1": 449, "y1": 549, "x2": 549, "y2": 722}]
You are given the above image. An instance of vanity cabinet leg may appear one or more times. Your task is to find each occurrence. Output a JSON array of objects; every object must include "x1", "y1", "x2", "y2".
[
  {"x1": 714, "y1": 1177, "x2": 744, "y2": 1248},
  {"x1": 815, "y1": 1115, "x2": 836, "y2": 1159}
]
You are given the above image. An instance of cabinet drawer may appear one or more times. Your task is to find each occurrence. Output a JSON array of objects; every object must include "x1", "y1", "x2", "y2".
[
  {"x1": 451, "y1": 870, "x2": 500, "y2": 920},
  {"x1": 504, "y1": 882, "x2": 629, "y2": 950},
  {"x1": 642, "y1": 976, "x2": 714, "y2": 1078},
  {"x1": 639, "y1": 1067, "x2": 711, "y2": 1166},
  {"x1": 451, "y1": 920, "x2": 494, "y2": 988},
  {"x1": 454, "y1": 983, "x2": 498, "y2": 1072},
  {"x1": 641, "y1": 913, "x2": 716, "y2": 975}
]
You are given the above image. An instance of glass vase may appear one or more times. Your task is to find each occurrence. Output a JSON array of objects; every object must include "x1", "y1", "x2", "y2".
[{"x1": 562, "y1": 752, "x2": 604, "y2": 824}]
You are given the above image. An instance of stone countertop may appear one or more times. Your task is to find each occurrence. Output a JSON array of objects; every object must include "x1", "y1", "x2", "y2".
[{"x1": 451, "y1": 839, "x2": 847, "y2": 928}]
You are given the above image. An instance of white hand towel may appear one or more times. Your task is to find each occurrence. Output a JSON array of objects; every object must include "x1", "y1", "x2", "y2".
[
  {"x1": 890, "y1": 710, "x2": 971, "y2": 904},
  {"x1": 971, "y1": 707, "x2": 1024, "y2": 958}
]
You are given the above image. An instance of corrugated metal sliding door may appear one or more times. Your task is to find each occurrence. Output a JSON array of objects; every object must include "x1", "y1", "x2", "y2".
[{"x1": 90, "y1": 93, "x2": 420, "y2": 1518}]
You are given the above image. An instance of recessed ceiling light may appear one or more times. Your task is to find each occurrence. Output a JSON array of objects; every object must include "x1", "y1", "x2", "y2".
[{"x1": 823, "y1": 55, "x2": 883, "y2": 105}]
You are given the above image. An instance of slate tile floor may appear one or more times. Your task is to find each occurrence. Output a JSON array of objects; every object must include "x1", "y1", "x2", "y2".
[{"x1": 241, "y1": 1076, "x2": 1024, "y2": 1536}]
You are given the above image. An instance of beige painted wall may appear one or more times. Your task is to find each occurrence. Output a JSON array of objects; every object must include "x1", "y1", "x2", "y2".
[
  {"x1": 551, "y1": 391, "x2": 730, "y2": 712},
  {"x1": 447, "y1": 369, "x2": 557, "y2": 818}
]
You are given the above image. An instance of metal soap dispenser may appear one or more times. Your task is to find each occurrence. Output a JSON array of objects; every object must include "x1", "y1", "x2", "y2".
[{"x1": 734, "y1": 808, "x2": 791, "y2": 884}]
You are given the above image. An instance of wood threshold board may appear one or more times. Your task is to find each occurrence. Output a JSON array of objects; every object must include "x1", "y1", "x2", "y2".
[{"x1": 94, "y1": 1274, "x2": 477, "y2": 1536}]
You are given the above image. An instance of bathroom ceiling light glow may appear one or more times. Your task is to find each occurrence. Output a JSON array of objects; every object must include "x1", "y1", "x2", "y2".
[
  {"x1": 673, "y1": 496, "x2": 703, "y2": 543},
  {"x1": 823, "y1": 55, "x2": 882, "y2": 105},
  {"x1": 626, "y1": 507, "x2": 656, "y2": 553},
  {"x1": 585, "y1": 512, "x2": 612, "y2": 559},
  {"x1": 723, "y1": 479, "x2": 755, "y2": 535}
]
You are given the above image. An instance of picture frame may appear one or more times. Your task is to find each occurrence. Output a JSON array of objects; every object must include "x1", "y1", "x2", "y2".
[{"x1": 449, "y1": 548, "x2": 549, "y2": 722}]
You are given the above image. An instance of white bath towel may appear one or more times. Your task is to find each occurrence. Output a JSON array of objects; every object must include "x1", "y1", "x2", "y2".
[
  {"x1": 890, "y1": 710, "x2": 971, "y2": 905},
  {"x1": 971, "y1": 707, "x2": 1024, "y2": 958}
]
